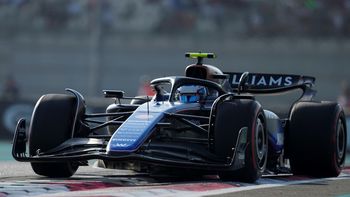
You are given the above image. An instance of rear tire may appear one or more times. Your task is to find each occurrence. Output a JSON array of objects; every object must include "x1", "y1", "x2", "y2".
[
  {"x1": 213, "y1": 99, "x2": 268, "y2": 183},
  {"x1": 287, "y1": 102, "x2": 347, "y2": 177},
  {"x1": 29, "y1": 94, "x2": 79, "y2": 177}
]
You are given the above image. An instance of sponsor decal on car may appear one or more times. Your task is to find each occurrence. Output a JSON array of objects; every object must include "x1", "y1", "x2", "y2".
[
  {"x1": 226, "y1": 72, "x2": 300, "y2": 88},
  {"x1": 229, "y1": 74, "x2": 294, "y2": 87}
]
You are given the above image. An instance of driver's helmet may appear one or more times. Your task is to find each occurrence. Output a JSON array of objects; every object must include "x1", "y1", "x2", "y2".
[{"x1": 176, "y1": 85, "x2": 208, "y2": 103}]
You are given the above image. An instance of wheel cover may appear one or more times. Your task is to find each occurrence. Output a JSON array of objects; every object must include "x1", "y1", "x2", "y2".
[
  {"x1": 255, "y1": 118, "x2": 267, "y2": 169},
  {"x1": 336, "y1": 119, "x2": 346, "y2": 164}
]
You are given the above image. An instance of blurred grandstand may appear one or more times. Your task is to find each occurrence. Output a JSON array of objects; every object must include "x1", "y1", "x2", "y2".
[{"x1": 0, "y1": 0, "x2": 350, "y2": 37}]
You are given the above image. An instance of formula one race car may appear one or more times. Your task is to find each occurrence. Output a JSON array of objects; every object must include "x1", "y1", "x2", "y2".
[{"x1": 12, "y1": 53, "x2": 347, "y2": 182}]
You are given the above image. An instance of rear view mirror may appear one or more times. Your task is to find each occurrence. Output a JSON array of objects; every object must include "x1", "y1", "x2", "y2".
[{"x1": 103, "y1": 90, "x2": 125, "y2": 99}]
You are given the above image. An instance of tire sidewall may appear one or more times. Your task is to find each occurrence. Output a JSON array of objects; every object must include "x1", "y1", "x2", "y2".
[
  {"x1": 330, "y1": 109, "x2": 346, "y2": 175},
  {"x1": 245, "y1": 108, "x2": 267, "y2": 181}
]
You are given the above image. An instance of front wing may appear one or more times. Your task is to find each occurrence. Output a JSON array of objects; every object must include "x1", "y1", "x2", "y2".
[{"x1": 12, "y1": 118, "x2": 248, "y2": 172}]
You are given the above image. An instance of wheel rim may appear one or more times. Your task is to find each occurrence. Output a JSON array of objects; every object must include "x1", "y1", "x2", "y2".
[
  {"x1": 255, "y1": 117, "x2": 267, "y2": 169},
  {"x1": 336, "y1": 119, "x2": 345, "y2": 164}
]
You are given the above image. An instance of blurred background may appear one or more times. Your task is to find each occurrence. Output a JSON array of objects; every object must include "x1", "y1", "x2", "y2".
[{"x1": 0, "y1": 0, "x2": 350, "y2": 160}]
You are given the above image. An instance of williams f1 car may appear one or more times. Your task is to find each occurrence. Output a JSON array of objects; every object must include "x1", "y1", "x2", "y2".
[{"x1": 12, "y1": 53, "x2": 347, "y2": 182}]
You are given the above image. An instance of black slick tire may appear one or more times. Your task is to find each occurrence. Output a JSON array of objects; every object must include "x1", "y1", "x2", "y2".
[
  {"x1": 29, "y1": 94, "x2": 79, "y2": 178},
  {"x1": 214, "y1": 99, "x2": 268, "y2": 183},
  {"x1": 287, "y1": 101, "x2": 347, "y2": 177}
]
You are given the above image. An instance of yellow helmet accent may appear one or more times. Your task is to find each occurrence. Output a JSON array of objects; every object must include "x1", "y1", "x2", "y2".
[{"x1": 185, "y1": 52, "x2": 216, "y2": 59}]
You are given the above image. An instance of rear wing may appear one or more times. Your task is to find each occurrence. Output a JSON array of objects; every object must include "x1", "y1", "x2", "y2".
[{"x1": 224, "y1": 72, "x2": 315, "y2": 94}]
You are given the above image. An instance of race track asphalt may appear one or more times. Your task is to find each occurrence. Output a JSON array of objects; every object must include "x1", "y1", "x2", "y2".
[
  {"x1": 209, "y1": 179, "x2": 350, "y2": 197},
  {"x1": 0, "y1": 161, "x2": 350, "y2": 197}
]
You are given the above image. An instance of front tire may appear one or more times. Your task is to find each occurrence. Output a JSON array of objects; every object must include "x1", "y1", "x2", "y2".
[
  {"x1": 29, "y1": 94, "x2": 79, "y2": 177},
  {"x1": 213, "y1": 99, "x2": 268, "y2": 183}
]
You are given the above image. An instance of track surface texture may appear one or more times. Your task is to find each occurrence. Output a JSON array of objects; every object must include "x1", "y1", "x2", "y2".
[{"x1": 0, "y1": 162, "x2": 350, "y2": 197}]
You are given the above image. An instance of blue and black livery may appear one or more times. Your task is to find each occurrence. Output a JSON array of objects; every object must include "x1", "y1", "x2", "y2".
[{"x1": 12, "y1": 53, "x2": 347, "y2": 182}]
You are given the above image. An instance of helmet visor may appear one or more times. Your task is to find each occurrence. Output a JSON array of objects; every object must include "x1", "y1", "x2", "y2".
[{"x1": 179, "y1": 94, "x2": 200, "y2": 103}]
